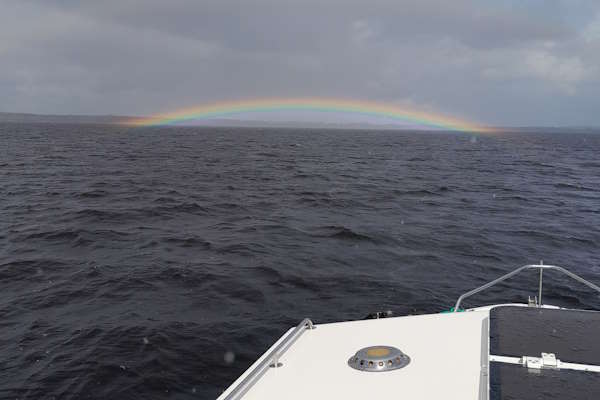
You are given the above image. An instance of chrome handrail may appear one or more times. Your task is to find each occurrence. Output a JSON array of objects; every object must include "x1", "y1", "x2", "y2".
[
  {"x1": 454, "y1": 263, "x2": 600, "y2": 312},
  {"x1": 223, "y1": 318, "x2": 314, "y2": 400}
]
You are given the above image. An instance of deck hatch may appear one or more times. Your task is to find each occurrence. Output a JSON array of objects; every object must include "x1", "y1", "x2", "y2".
[
  {"x1": 489, "y1": 306, "x2": 600, "y2": 365},
  {"x1": 489, "y1": 306, "x2": 600, "y2": 399},
  {"x1": 489, "y1": 362, "x2": 600, "y2": 400}
]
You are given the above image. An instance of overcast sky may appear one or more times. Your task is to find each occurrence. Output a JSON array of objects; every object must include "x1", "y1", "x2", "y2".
[{"x1": 1, "y1": 0, "x2": 599, "y2": 126}]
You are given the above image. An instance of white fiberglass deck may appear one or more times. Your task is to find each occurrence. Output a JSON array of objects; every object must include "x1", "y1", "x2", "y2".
[
  {"x1": 218, "y1": 265, "x2": 600, "y2": 400},
  {"x1": 218, "y1": 309, "x2": 489, "y2": 400}
]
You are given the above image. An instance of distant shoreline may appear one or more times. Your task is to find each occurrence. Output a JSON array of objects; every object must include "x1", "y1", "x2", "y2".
[{"x1": 1, "y1": 112, "x2": 598, "y2": 133}]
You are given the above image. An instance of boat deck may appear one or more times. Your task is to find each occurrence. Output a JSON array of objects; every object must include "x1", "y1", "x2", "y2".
[
  {"x1": 219, "y1": 305, "x2": 600, "y2": 400},
  {"x1": 218, "y1": 309, "x2": 490, "y2": 400},
  {"x1": 218, "y1": 264, "x2": 600, "y2": 400}
]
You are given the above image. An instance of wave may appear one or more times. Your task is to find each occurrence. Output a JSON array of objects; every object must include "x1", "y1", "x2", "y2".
[{"x1": 309, "y1": 225, "x2": 376, "y2": 242}]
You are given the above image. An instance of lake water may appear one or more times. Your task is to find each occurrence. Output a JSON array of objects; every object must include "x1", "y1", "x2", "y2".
[{"x1": 1, "y1": 124, "x2": 600, "y2": 399}]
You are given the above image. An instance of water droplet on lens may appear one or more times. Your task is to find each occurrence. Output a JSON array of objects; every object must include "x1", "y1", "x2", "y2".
[{"x1": 224, "y1": 351, "x2": 235, "y2": 364}]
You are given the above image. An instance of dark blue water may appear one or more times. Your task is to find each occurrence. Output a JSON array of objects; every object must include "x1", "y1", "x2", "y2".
[{"x1": 1, "y1": 124, "x2": 600, "y2": 399}]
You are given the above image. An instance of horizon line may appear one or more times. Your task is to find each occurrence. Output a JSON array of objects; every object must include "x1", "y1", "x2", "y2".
[{"x1": 1, "y1": 110, "x2": 600, "y2": 131}]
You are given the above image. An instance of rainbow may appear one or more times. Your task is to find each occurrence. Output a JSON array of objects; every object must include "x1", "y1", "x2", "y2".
[{"x1": 127, "y1": 98, "x2": 494, "y2": 133}]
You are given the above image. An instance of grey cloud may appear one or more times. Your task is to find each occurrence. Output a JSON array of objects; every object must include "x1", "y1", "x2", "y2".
[
  {"x1": 1, "y1": 0, "x2": 600, "y2": 125},
  {"x1": 25, "y1": 1, "x2": 575, "y2": 52}
]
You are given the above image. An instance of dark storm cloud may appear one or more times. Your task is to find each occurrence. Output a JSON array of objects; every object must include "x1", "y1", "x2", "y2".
[
  {"x1": 22, "y1": 1, "x2": 573, "y2": 52},
  {"x1": 1, "y1": 0, "x2": 599, "y2": 125}
]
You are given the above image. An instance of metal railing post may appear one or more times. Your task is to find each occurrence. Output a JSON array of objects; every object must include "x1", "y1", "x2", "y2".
[{"x1": 538, "y1": 265, "x2": 543, "y2": 307}]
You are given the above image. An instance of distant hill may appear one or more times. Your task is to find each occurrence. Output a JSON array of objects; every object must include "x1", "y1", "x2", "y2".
[
  {"x1": 0, "y1": 112, "x2": 133, "y2": 125},
  {"x1": 1, "y1": 112, "x2": 598, "y2": 132},
  {"x1": 0, "y1": 112, "x2": 431, "y2": 130},
  {"x1": 492, "y1": 126, "x2": 600, "y2": 133}
]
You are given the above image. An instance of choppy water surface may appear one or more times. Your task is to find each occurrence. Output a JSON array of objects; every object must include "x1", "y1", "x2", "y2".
[{"x1": 1, "y1": 124, "x2": 600, "y2": 399}]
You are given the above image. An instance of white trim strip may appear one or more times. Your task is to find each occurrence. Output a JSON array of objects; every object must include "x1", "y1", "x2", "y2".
[
  {"x1": 489, "y1": 354, "x2": 600, "y2": 373},
  {"x1": 489, "y1": 355, "x2": 521, "y2": 365}
]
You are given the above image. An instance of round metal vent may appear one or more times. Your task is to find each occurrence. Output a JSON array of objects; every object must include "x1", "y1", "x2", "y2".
[{"x1": 347, "y1": 345, "x2": 410, "y2": 372}]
